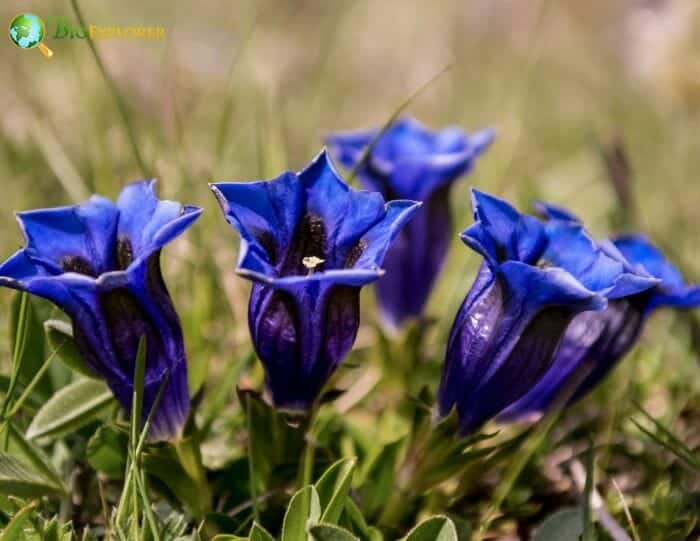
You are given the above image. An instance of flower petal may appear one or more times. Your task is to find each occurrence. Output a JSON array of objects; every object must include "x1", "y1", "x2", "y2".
[
  {"x1": 211, "y1": 171, "x2": 303, "y2": 278},
  {"x1": 498, "y1": 300, "x2": 643, "y2": 421},
  {"x1": 16, "y1": 196, "x2": 118, "y2": 275},
  {"x1": 117, "y1": 180, "x2": 202, "y2": 266},
  {"x1": 374, "y1": 188, "x2": 451, "y2": 329},
  {"x1": 544, "y1": 223, "x2": 659, "y2": 299},
  {"x1": 462, "y1": 189, "x2": 547, "y2": 266},
  {"x1": 438, "y1": 265, "x2": 592, "y2": 434}
]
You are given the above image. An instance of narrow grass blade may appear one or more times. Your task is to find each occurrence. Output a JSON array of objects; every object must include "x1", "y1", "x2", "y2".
[
  {"x1": 346, "y1": 64, "x2": 453, "y2": 183},
  {"x1": 70, "y1": 0, "x2": 150, "y2": 177}
]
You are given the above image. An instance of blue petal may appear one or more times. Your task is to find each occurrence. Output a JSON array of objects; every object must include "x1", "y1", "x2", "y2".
[
  {"x1": 534, "y1": 201, "x2": 581, "y2": 222},
  {"x1": 349, "y1": 199, "x2": 423, "y2": 273},
  {"x1": 613, "y1": 234, "x2": 686, "y2": 288},
  {"x1": 543, "y1": 222, "x2": 658, "y2": 299},
  {"x1": 464, "y1": 127, "x2": 496, "y2": 155},
  {"x1": 211, "y1": 172, "x2": 303, "y2": 278},
  {"x1": 16, "y1": 196, "x2": 119, "y2": 275},
  {"x1": 387, "y1": 151, "x2": 474, "y2": 201},
  {"x1": 299, "y1": 150, "x2": 389, "y2": 267},
  {"x1": 500, "y1": 298, "x2": 645, "y2": 421},
  {"x1": 116, "y1": 180, "x2": 202, "y2": 266},
  {"x1": 237, "y1": 193, "x2": 418, "y2": 288},
  {"x1": 326, "y1": 117, "x2": 494, "y2": 201},
  {"x1": 325, "y1": 128, "x2": 377, "y2": 170},
  {"x1": 371, "y1": 117, "x2": 436, "y2": 162},
  {"x1": 462, "y1": 190, "x2": 547, "y2": 266},
  {"x1": 499, "y1": 262, "x2": 606, "y2": 320},
  {"x1": 438, "y1": 260, "x2": 604, "y2": 434},
  {"x1": 0, "y1": 249, "x2": 53, "y2": 286},
  {"x1": 374, "y1": 189, "x2": 451, "y2": 329},
  {"x1": 613, "y1": 234, "x2": 700, "y2": 310},
  {"x1": 249, "y1": 283, "x2": 361, "y2": 410}
]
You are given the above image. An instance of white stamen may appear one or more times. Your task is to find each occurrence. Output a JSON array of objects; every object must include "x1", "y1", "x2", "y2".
[{"x1": 303, "y1": 256, "x2": 325, "y2": 275}]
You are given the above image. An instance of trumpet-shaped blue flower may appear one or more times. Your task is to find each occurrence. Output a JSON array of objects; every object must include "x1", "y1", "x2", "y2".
[
  {"x1": 326, "y1": 116, "x2": 494, "y2": 330},
  {"x1": 211, "y1": 150, "x2": 420, "y2": 410},
  {"x1": 501, "y1": 215, "x2": 699, "y2": 421},
  {"x1": 437, "y1": 191, "x2": 657, "y2": 435},
  {"x1": 0, "y1": 181, "x2": 201, "y2": 441}
]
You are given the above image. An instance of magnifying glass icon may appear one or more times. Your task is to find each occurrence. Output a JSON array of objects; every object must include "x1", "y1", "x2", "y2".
[{"x1": 9, "y1": 13, "x2": 54, "y2": 59}]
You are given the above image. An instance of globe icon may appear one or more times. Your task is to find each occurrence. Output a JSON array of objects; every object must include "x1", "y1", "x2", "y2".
[{"x1": 8, "y1": 13, "x2": 53, "y2": 58}]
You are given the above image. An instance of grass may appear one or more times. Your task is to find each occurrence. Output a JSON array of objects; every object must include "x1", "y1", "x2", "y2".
[{"x1": 0, "y1": 0, "x2": 699, "y2": 539}]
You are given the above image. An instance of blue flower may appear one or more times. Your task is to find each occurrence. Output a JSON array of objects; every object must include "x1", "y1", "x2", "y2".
[
  {"x1": 437, "y1": 190, "x2": 657, "y2": 435},
  {"x1": 501, "y1": 221, "x2": 699, "y2": 421},
  {"x1": 0, "y1": 181, "x2": 202, "y2": 441},
  {"x1": 211, "y1": 150, "x2": 420, "y2": 410},
  {"x1": 326, "y1": 116, "x2": 494, "y2": 330}
]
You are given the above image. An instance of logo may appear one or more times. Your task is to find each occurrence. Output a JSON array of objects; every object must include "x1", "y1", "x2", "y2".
[{"x1": 8, "y1": 13, "x2": 54, "y2": 58}]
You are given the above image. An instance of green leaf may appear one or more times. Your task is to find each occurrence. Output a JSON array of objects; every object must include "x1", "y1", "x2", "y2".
[
  {"x1": 238, "y1": 389, "x2": 307, "y2": 494},
  {"x1": 250, "y1": 522, "x2": 275, "y2": 541},
  {"x1": 142, "y1": 444, "x2": 208, "y2": 519},
  {"x1": 0, "y1": 500, "x2": 38, "y2": 540},
  {"x1": 26, "y1": 378, "x2": 115, "y2": 443},
  {"x1": 309, "y1": 524, "x2": 359, "y2": 541},
  {"x1": 42, "y1": 517, "x2": 59, "y2": 541},
  {"x1": 86, "y1": 425, "x2": 128, "y2": 479},
  {"x1": 358, "y1": 439, "x2": 403, "y2": 517},
  {"x1": 342, "y1": 499, "x2": 383, "y2": 541},
  {"x1": 281, "y1": 485, "x2": 321, "y2": 541},
  {"x1": 0, "y1": 453, "x2": 63, "y2": 498},
  {"x1": 212, "y1": 536, "x2": 248, "y2": 541},
  {"x1": 315, "y1": 458, "x2": 356, "y2": 524},
  {"x1": 4, "y1": 422, "x2": 66, "y2": 494},
  {"x1": 532, "y1": 508, "x2": 584, "y2": 541},
  {"x1": 400, "y1": 516, "x2": 458, "y2": 541},
  {"x1": 44, "y1": 320, "x2": 96, "y2": 378}
]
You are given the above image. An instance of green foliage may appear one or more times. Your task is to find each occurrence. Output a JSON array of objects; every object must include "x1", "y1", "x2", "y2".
[
  {"x1": 1, "y1": 0, "x2": 700, "y2": 539},
  {"x1": 532, "y1": 508, "x2": 584, "y2": 541},
  {"x1": 25, "y1": 379, "x2": 115, "y2": 443},
  {"x1": 281, "y1": 485, "x2": 321, "y2": 541},
  {"x1": 399, "y1": 516, "x2": 458, "y2": 541},
  {"x1": 44, "y1": 320, "x2": 96, "y2": 379}
]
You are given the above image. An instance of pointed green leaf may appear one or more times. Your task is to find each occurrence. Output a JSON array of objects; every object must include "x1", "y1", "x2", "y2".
[
  {"x1": 316, "y1": 458, "x2": 356, "y2": 524},
  {"x1": 532, "y1": 508, "x2": 584, "y2": 541},
  {"x1": 250, "y1": 522, "x2": 275, "y2": 541},
  {"x1": 400, "y1": 516, "x2": 458, "y2": 541},
  {"x1": 342, "y1": 499, "x2": 383, "y2": 541},
  {"x1": 0, "y1": 500, "x2": 38, "y2": 541},
  {"x1": 212, "y1": 536, "x2": 247, "y2": 541},
  {"x1": 42, "y1": 517, "x2": 60, "y2": 541},
  {"x1": 0, "y1": 453, "x2": 63, "y2": 498},
  {"x1": 358, "y1": 439, "x2": 403, "y2": 517},
  {"x1": 282, "y1": 485, "x2": 321, "y2": 541},
  {"x1": 310, "y1": 524, "x2": 359, "y2": 541},
  {"x1": 26, "y1": 379, "x2": 115, "y2": 443},
  {"x1": 44, "y1": 320, "x2": 96, "y2": 378},
  {"x1": 142, "y1": 444, "x2": 207, "y2": 520},
  {"x1": 86, "y1": 425, "x2": 128, "y2": 479},
  {"x1": 5, "y1": 422, "x2": 66, "y2": 494}
]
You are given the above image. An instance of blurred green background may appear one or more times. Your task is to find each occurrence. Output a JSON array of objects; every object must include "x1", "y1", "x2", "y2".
[{"x1": 0, "y1": 0, "x2": 699, "y2": 428}]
